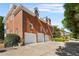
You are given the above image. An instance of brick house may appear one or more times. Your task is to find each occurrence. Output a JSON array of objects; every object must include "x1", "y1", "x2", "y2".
[{"x1": 4, "y1": 4, "x2": 53, "y2": 44}]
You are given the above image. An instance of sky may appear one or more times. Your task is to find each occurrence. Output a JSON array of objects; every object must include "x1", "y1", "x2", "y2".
[{"x1": 0, "y1": 3, "x2": 65, "y2": 29}]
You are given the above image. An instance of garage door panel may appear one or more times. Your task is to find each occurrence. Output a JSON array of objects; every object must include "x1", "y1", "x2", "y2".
[
  {"x1": 38, "y1": 33, "x2": 44, "y2": 42},
  {"x1": 25, "y1": 33, "x2": 36, "y2": 44},
  {"x1": 45, "y1": 35, "x2": 50, "y2": 41}
]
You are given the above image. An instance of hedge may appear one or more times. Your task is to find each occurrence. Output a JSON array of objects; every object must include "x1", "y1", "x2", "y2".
[
  {"x1": 52, "y1": 37, "x2": 66, "y2": 42},
  {"x1": 4, "y1": 34, "x2": 20, "y2": 47}
]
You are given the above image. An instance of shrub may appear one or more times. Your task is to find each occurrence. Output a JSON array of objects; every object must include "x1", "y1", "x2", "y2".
[
  {"x1": 52, "y1": 37, "x2": 65, "y2": 42},
  {"x1": 4, "y1": 34, "x2": 20, "y2": 47}
]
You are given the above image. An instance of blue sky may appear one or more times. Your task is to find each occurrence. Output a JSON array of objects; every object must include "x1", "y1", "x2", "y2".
[{"x1": 0, "y1": 3, "x2": 64, "y2": 29}]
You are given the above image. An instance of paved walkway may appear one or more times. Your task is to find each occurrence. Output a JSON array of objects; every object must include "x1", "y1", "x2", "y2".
[{"x1": 0, "y1": 41, "x2": 65, "y2": 56}]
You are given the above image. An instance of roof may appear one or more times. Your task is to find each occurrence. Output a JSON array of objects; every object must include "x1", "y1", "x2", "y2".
[
  {"x1": 12, "y1": 5, "x2": 35, "y2": 16},
  {"x1": 4, "y1": 4, "x2": 52, "y2": 26},
  {"x1": 4, "y1": 4, "x2": 35, "y2": 20},
  {"x1": 3, "y1": 4, "x2": 17, "y2": 23}
]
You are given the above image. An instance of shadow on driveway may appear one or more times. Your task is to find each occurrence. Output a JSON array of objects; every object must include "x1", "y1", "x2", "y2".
[
  {"x1": 55, "y1": 42, "x2": 79, "y2": 56},
  {"x1": 0, "y1": 48, "x2": 7, "y2": 53},
  {"x1": 0, "y1": 47, "x2": 18, "y2": 53}
]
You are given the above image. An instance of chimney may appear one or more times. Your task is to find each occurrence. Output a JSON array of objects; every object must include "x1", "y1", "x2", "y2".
[
  {"x1": 34, "y1": 7, "x2": 39, "y2": 18},
  {"x1": 46, "y1": 16, "x2": 51, "y2": 25},
  {"x1": 9, "y1": 4, "x2": 17, "y2": 10},
  {"x1": 49, "y1": 18, "x2": 51, "y2": 25}
]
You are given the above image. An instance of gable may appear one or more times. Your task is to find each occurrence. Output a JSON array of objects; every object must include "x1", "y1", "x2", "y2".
[{"x1": 12, "y1": 5, "x2": 35, "y2": 17}]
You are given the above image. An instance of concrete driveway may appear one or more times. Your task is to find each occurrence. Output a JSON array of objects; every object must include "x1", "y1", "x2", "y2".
[{"x1": 0, "y1": 41, "x2": 65, "y2": 56}]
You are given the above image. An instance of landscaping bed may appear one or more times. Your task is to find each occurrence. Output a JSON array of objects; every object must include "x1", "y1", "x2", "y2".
[
  {"x1": 0, "y1": 42, "x2": 4, "y2": 48},
  {"x1": 56, "y1": 41, "x2": 79, "y2": 56},
  {"x1": 51, "y1": 37, "x2": 66, "y2": 42}
]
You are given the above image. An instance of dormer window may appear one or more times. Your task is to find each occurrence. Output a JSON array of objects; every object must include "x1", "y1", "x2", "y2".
[{"x1": 30, "y1": 23, "x2": 33, "y2": 30}]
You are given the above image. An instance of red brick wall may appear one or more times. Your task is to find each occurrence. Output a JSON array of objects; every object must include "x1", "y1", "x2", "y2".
[
  {"x1": 13, "y1": 10, "x2": 23, "y2": 39},
  {"x1": 6, "y1": 16, "x2": 13, "y2": 34},
  {"x1": 23, "y1": 10, "x2": 52, "y2": 36},
  {"x1": 23, "y1": 11, "x2": 41, "y2": 34},
  {"x1": 6, "y1": 9, "x2": 53, "y2": 41}
]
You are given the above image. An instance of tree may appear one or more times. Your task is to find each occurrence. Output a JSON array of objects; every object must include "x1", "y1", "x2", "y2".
[
  {"x1": 0, "y1": 16, "x2": 4, "y2": 40},
  {"x1": 53, "y1": 25, "x2": 61, "y2": 38},
  {"x1": 62, "y1": 3, "x2": 79, "y2": 39}
]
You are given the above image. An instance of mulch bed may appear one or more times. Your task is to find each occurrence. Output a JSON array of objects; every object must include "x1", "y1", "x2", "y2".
[
  {"x1": 0, "y1": 40, "x2": 4, "y2": 48},
  {"x1": 56, "y1": 42, "x2": 79, "y2": 56}
]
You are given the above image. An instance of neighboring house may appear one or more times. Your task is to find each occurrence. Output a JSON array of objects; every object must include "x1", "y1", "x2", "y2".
[{"x1": 4, "y1": 4, "x2": 53, "y2": 44}]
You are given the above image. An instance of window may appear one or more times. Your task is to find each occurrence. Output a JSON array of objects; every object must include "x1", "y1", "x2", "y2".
[{"x1": 30, "y1": 23, "x2": 33, "y2": 30}]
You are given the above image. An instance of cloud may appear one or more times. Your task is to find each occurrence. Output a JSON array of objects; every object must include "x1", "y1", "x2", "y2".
[
  {"x1": 39, "y1": 9, "x2": 61, "y2": 13},
  {"x1": 39, "y1": 9, "x2": 50, "y2": 12},
  {"x1": 38, "y1": 4, "x2": 64, "y2": 7},
  {"x1": 33, "y1": 4, "x2": 65, "y2": 13},
  {"x1": 23, "y1": 3, "x2": 64, "y2": 13},
  {"x1": 38, "y1": 8, "x2": 64, "y2": 13}
]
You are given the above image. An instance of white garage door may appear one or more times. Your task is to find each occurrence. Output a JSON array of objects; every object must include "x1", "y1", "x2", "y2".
[
  {"x1": 25, "y1": 33, "x2": 36, "y2": 44},
  {"x1": 45, "y1": 35, "x2": 50, "y2": 41},
  {"x1": 37, "y1": 33, "x2": 44, "y2": 42}
]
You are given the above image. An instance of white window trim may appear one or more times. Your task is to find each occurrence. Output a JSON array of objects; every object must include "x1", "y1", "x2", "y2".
[{"x1": 30, "y1": 23, "x2": 33, "y2": 30}]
